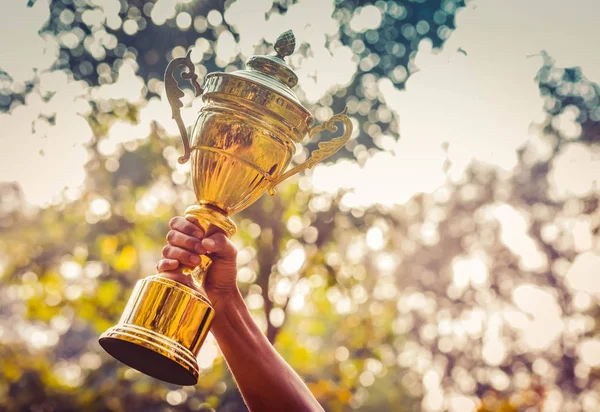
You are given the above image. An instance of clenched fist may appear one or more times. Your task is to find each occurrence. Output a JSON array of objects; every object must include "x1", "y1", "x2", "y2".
[{"x1": 156, "y1": 216, "x2": 238, "y2": 308}]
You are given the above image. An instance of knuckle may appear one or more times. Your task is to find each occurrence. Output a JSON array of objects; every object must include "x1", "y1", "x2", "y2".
[
  {"x1": 166, "y1": 230, "x2": 177, "y2": 243},
  {"x1": 185, "y1": 236, "x2": 197, "y2": 249},
  {"x1": 182, "y1": 223, "x2": 196, "y2": 236},
  {"x1": 186, "y1": 216, "x2": 200, "y2": 226},
  {"x1": 168, "y1": 216, "x2": 180, "y2": 228},
  {"x1": 182, "y1": 250, "x2": 193, "y2": 259},
  {"x1": 162, "y1": 245, "x2": 171, "y2": 256}
]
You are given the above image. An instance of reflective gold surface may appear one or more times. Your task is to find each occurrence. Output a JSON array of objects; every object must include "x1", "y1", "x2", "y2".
[
  {"x1": 164, "y1": 50, "x2": 203, "y2": 164},
  {"x1": 101, "y1": 30, "x2": 354, "y2": 385},
  {"x1": 190, "y1": 84, "x2": 352, "y2": 219},
  {"x1": 99, "y1": 276, "x2": 214, "y2": 386}
]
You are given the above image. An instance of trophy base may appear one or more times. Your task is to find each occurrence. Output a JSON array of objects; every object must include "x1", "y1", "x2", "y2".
[{"x1": 99, "y1": 275, "x2": 214, "y2": 386}]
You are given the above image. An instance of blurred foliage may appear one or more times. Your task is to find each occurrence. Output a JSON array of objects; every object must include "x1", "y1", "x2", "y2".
[{"x1": 1, "y1": 1, "x2": 600, "y2": 412}]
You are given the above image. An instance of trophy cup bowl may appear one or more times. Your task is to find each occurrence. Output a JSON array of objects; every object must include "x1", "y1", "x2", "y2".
[{"x1": 99, "y1": 30, "x2": 353, "y2": 385}]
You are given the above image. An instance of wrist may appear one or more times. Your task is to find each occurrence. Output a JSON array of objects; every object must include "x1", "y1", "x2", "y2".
[
  {"x1": 208, "y1": 286, "x2": 244, "y2": 314},
  {"x1": 209, "y1": 288, "x2": 250, "y2": 337}
]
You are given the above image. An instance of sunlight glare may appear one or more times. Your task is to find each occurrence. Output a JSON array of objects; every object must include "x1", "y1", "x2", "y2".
[
  {"x1": 513, "y1": 284, "x2": 563, "y2": 350},
  {"x1": 197, "y1": 333, "x2": 219, "y2": 369},
  {"x1": 59, "y1": 261, "x2": 82, "y2": 281},
  {"x1": 366, "y1": 227, "x2": 385, "y2": 251},
  {"x1": 565, "y1": 252, "x2": 600, "y2": 295},
  {"x1": 452, "y1": 254, "x2": 488, "y2": 290},
  {"x1": 349, "y1": 5, "x2": 382, "y2": 33},
  {"x1": 579, "y1": 339, "x2": 600, "y2": 367},
  {"x1": 548, "y1": 143, "x2": 600, "y2": 200},
  {"x1": 280, "y1": 247, "x2": 306, "y2": 275}
]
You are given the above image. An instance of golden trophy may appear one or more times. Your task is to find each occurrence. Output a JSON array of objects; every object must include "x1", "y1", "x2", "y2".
[{"x1": 99, "y1": 30, "x2": 352, "y2": 385}]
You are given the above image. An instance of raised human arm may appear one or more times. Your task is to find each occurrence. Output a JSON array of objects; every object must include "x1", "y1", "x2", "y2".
[{"x1": 158, "y1": 217, "x2": 323, "y2": 412}]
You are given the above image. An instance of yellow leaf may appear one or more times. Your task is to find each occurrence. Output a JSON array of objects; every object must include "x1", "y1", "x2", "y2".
[
  {"x1": 100, "y1": 236, "x2": 118, "y2": 257},
  {"x1": 337, "y1": 389, "x2": 352, "y2": 403},
  {"x1": 114, "y1": 245, "x2": 137, "y2": 271},
  {"x1": 97, "y1": 280, "x2": 119, "y2": 307}
]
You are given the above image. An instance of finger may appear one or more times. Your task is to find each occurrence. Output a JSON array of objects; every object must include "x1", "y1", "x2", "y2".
[
  {"x1": 162, "y1": 245, "x2": 202, "y2": 267},
  {"x1": 166, "y1": 230, "x2": 206, "y2": 254},
  {"x1": 201, "y1": 233, "x2": 237, "y2": 262},
  {"x1": 205, "y1": 223, "x2": 225, "y2": 237},
  {"x1": 169, "y1": 216, "x2": 205, "y2": 239},
  {"x1": 157, "y1": 258, "x2": 179, "y2": 272},
  {"x1": 186, "y1": 216, "x2": 205, "y2": 231}
]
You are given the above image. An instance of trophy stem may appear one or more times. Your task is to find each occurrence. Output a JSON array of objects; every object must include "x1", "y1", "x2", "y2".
[{"x1": 185, "y1": 204, "x2": 237, "y2": 237}]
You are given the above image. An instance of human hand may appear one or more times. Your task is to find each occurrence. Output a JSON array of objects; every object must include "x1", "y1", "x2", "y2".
[{"x1": 156, "y1": 216, "x2": 238, "y2": 308}]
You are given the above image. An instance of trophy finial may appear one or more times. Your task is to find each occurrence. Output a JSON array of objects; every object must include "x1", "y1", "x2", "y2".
[
  {"x1": 246, "y1": 29, "x2": 299, "y2": 87},
  {"x1": 274, "y1": 30, "x2": 296, "y2": 59}
]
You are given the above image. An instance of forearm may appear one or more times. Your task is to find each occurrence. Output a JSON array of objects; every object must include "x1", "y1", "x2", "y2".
[{"x1": 211, "y1": 290, "x2": 323, "y2": 412}]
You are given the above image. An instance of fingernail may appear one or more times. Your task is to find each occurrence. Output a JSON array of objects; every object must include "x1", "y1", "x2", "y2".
[
  {"x1": 203, "y1": 238, "x2": 215, "y2": 249},
  {"x1": 193, "y1": 231, "x2": 204, "y2": 238},
  {"x1": 190, "y1": 255, "x2": 201, "y2": 265}
]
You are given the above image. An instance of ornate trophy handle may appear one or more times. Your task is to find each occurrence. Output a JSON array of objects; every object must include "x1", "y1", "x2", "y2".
[
  {"x1": 165, "y1": 51, "x2": 203, "y2": 164},
  {"x1": 268, "y1": 107, "x2": 353, "y2": 194}
]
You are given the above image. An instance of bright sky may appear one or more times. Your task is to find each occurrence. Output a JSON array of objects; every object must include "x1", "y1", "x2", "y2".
[
  {"x1": 1, "y1": 0, "x2": 599, "y2": 207},
  {"x1": 312, "y1": 0, "x2": 600, "y2": 207}
]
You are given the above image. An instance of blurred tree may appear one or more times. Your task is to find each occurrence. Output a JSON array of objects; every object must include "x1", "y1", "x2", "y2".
[{"x1": 1, "y1": 1, "x2": 599, "y2": 412}]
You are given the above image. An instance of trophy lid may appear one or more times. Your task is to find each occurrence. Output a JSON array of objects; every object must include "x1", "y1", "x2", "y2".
[
  {"x1": 240, "y1": 30, "x2": 300, "y2": 103},
  {"x1": 202, "y1": 30, "x2": 314, "y2": 140}
]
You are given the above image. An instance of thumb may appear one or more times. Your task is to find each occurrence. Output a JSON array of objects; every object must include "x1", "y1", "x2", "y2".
[{"x1": 201, "y1": 233, "x2": 237, "y2": 264}]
